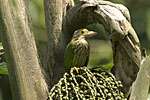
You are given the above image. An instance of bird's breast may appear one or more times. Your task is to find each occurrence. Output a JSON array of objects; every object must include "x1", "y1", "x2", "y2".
[{"x1": 72, "y1": 39, "x2": 89, "y2": 67}]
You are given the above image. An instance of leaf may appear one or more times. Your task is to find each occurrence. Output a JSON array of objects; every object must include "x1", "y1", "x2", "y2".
[
  {"x1": 103, "y1": 62, "x2": 114, "y2": 71},
  {"x1": 0, "y1": 62, "x2": 8, "y2": 74},
  {"x1": 0, "y1": 43, "x2": 3, "y2": 50}
]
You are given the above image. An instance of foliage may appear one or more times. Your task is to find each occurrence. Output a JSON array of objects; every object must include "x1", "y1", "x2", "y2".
[
  {"x1": 0, "y1": 43, "x2": 8, "y2": 74},
  {"x1": 49, "y1": 67, "x2": 126, "y2": 100},
  {"x1": 88, "y1": 40, "x2": 113, "y2": 66},
  {"x1": 103, "y1": 62, "x2": 114, "y2": 71},
  {"x1": 0, "y1": 62, "x2": 8, "y2": 74},
  {"x1": 74, "y1": 0, "x2": 79, "y2": 3},
  {"x1": 29, "y1": 0, "x2": 47, "y2": 42}
]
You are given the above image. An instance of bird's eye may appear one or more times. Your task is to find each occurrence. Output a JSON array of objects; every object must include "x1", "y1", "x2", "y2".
[{"x1": 80, "y1": 30, "x2": 86, "y2": 34}]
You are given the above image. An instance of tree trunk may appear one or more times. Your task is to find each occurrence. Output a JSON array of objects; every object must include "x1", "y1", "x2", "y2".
[
  {"x1": 43, "y1": 0, "x2": 74, "y2": 88},
  {"x1": 0, "y1": 0, "x2": 144, "y2": 99},
  {"x1": 62, "y1": 1, "x2": 141, "y2": 97},
  {"x1": 0, "y1": 0, "x2": 48, "y2": 100},
  {"x1": 129, "y1": 56, "x2": 150, "y2": 100}
]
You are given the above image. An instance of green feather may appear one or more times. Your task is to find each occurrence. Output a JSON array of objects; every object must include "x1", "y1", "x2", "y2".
[
  {"x1": 64, "y1": 41, "x2": 75, "y2": 72},
  {"x1": 64, "y1": 29, "x2": 96, "y2": 73}
]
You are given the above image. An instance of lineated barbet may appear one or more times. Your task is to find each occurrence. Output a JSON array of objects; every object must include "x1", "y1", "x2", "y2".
[{"x1": 64, "y1": 29, "x2": 96, "y2": 73}]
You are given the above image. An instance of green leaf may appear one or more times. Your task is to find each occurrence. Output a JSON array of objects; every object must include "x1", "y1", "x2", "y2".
[
  {"x1": 103, "y1": 62, "x2": 114, "y2": 71},
  {"x1": 0, "y1": 62, "x2": 8, "y2": 74},
  {"x1": 0, "y1": 43, "x2": 3, "y2": 50},
  {"x1": 74, "y1": 0, "x2": 79, "y2": 3}
]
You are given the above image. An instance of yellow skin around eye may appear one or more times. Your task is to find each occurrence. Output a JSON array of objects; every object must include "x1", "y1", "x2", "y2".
[{"x1": 80, "y1": 30, "x2": 87, "y2": 34}]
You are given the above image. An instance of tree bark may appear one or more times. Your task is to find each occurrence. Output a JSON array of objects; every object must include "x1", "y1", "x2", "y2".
[
  {"x1": 0, "y1": 0, "x2": 48, "y2": 100},
  {"x1": 43, "y1": 0, "x2": 74, "y2": 88},
  {"x1": 62, "y1": 0, "x2": 141, "y2": 97},
  {"x1": 0, "y1": 0, "x2": 143, "y2": 99},
  {"x1": 129, "y1": 56, "x2": 150, "y2": 100}
]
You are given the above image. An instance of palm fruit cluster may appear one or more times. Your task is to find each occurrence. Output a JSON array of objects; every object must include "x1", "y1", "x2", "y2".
[{"x1": 48, "y1": 67, "x2": 126, "y2": 100}]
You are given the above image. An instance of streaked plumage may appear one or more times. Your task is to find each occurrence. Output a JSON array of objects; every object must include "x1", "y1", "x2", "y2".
[{"x1": 64, "y1": 29, "x2": 96, "y2": 73}]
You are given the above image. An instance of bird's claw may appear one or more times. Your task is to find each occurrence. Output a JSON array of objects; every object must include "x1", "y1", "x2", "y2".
[{"x1": 73, "y1": 67, "x2": 79, "y2": 73}]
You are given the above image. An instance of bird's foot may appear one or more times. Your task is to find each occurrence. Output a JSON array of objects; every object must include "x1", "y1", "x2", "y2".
[{"x1": 73, "y1": 67, "x2": 79, "y2": 73}]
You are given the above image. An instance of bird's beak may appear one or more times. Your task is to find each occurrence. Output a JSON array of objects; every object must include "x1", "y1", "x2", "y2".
[{"x1": 84, "y1": 31, "x2": 97, "y2": 37}]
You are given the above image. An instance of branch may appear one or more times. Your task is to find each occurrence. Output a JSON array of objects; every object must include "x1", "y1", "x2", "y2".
[
  {"x1": 129, "y1": 56, "x2": 150, "y2": 100},
  {"x1": 0, "y1": 0, "x2": 48, "y2": 100},
  {"x1": 63, "y1": 0, "x2": 131, "y2": 44},
  {"x1": 43, "y1": 0, "x2": 75, "y2": 88},
  {"x1": 63, "y1": 0, "x2": 141, "y2": 97}
]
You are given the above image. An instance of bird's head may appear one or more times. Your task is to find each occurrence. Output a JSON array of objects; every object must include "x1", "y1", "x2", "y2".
[{"x1": 72, "y1": 29, "x2": 97, "y2": 40}]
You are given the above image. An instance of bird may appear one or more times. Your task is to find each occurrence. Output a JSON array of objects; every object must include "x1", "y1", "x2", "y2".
[{"x1": 64, "y1": 29, "x2": 96, "y2": 73}]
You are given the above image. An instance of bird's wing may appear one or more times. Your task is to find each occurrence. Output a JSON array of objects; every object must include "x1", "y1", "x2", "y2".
[
  {"x1": 64, "y1": 41, "x2": 75, "y2": 72},
  {"x1": 84, "y1": 47, "x2": 90, "y2": 67},
  {"x1": 84, "y1": 55, "x2": 89, "y2": 67}
]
